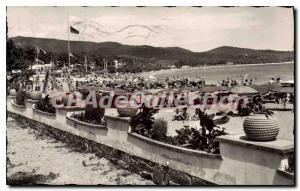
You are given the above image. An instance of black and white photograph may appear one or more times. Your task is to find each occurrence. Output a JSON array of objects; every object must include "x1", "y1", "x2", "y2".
[{"x1": 5, "y1": 6, "x2": 295, "y2": 186}]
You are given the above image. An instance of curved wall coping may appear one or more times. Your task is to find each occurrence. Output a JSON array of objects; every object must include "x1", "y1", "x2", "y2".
[
  {"x1": 7, "y1": 95, "x2": 16, "y2": 99},
  {"x1": 106, "y1": 114, "x2": 222, "y2": 159},
  {"x1": 128, "y1": 131, "x2": 222, "y2": 159},
  {"x1": 66, "y1": 115, "x2": 107, "y2": 129},
  {"x1": 25, "y1": 99, "x2": 39, "y2": 104},
  {"x1": 276, "y1": 169, "x2": 294, "y2": 180},
  {"x1": 32, "y1": 106, "x2": 56, "y2": 117},
  {"x1": 11, "y1": 102, "x2": 26, "y2": 109},
  {"x1": 217, "y1": 133, "x2": 294, "y2": 155},
  {"x1": 55, "y1": 105, "x2": 85, "y2": 112},
  {"x1": 105, "y1": 114, "x2": 131, "y2": 123}
]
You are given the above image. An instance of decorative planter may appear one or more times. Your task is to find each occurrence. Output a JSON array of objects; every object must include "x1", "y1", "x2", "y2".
[
  {"x1": 117, "y1": 108, "x2": 138, "y2": 117},
  {"x1": 9, "y1": 89, "x2": 17, "y2": 96},
  {"x1": 29, "y1": 91, "x2": 42, "y2": 100},
  {"x1": 243, "y1": 114, "x2": 279, "y2": 141},
  {"x1": 33, "y1": 106, "x2": 56, "y2": 116}
]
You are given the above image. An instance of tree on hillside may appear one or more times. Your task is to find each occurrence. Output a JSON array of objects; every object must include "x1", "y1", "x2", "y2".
[
  {"x1": 7, "y1": 39, "x2": 24, "y2": 73},
  {"x1": 174, "y1": 59, "x2": 185, "y2": 68}
]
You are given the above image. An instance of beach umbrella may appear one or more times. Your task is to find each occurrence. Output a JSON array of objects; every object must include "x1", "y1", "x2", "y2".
[
  {"x1": 147, "y1": 89, "x2": 164, "y2": 95},
  {"x1": 273, "y1": 86, "x2": 294, "y2": 94},
  {"x1": 250, "y1": 84, "x2": 280, "y2": 95},
  {"x1": 96, "y1": 87, "x2": 127, "y2": 94},
  {"x1": 178, "y1": 86, "x2": 199, "y2": 92},
  {"x1": 199, "y1": 86, "x2": 229, "y2": 93},
  {"x1": 156, "y1": 88, "x2": 179, "y2": 95},
  {"x1": 138, "y1": 90, "x2": 152, "y2": 95},
  {"x1": 77, "y1": 85, "x2": 96, "y2": 91},
  {"x1": 230, "y1": 86, "x2": 258, "y2": 94}
]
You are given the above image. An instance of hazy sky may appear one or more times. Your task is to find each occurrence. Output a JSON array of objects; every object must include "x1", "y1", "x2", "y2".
[{"x1": 7, "y1": 6, "x2": 294, "y2": 52}]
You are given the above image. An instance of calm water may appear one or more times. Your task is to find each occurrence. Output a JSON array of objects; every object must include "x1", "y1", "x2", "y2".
[{"x1": 144, "y1": 63, "x2": 294, "y2": 84}]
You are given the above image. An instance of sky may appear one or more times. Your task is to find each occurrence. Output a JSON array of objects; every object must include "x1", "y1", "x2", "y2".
[{"x1": 7, "y1": 6, "x2": 294, "y2": 52}]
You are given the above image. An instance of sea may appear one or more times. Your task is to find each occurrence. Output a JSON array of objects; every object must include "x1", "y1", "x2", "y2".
[{"x1": 141, "y1": 62, "x2": 294, "y2": 85}]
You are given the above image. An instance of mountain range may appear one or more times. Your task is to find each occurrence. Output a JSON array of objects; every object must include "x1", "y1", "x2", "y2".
[{"x1": 10, "y1": 36, "x2": 294, "y2": 67}]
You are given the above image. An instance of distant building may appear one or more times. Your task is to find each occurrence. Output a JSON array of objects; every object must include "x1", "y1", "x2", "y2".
[
  {"x1": 181, "y1": 65, "x2": 190, "y2": 69},
  {"x1": 113, "y1": 59, "x2": 126, "y2": 68}
]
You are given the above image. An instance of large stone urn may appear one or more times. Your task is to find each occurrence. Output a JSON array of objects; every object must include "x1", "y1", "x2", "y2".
[
  {"x1": 29, "y1": 90, "x2": 42, "y2": 100},
  {"x1": 117, "y1": 107, "x2": 138, "y2": 117},
  {"x1": 9, "y1": 89, "x2": 17, "y2": 96},
  {"x1": 116, "y1": 100, "x2": 138, "y2": 117},
  {"x1": 243, "y1": 114, "x2": 279, "y2": 141}
]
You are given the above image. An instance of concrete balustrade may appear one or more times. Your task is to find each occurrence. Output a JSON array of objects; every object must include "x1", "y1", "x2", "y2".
[{"x1": 6, "y1": 98, "x2": 294, "y2": 185}]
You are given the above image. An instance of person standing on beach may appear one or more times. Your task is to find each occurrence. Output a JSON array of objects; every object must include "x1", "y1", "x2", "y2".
[{"x1": 283, "y1": 94, "x2": 289, "y2": 109}]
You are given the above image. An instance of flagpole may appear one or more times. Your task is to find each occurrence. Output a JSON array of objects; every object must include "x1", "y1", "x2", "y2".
[
  {"x1": 68, "y1": 15, "x2": 70, "y2": 70},
  {"x1": 67, "y1": 14, "x2": 72, "y2": 92},
  {"x1": 85, "y1": 56, "x2": 87, "y2": 72},
  {"x1": 36, "y1": 45, "x2": 38, "y2": 66}
]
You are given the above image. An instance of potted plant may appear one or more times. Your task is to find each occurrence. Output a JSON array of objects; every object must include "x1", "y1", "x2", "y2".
[
  {"x1": 15, "y1": 90, "x2": 27, "y2": 106},
  {"x1": 35, "y1": 95, "x2": 56, "y2": 114},
  {"x1": 243, "y1": 110, "x2": 279, "y2": 141}
]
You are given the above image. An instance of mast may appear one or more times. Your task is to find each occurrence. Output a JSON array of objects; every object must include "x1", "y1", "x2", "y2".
[
  {"x1": 67, "y1": 14, "x2": 71, "y2": 92},
  {"x1": 85, "y1": 56, "x2": 87, "y2": 72},
  {"x1": 36, "y1": 45, "x2": 38, "y2": 65},
  {"x1": 103, "y1": 58, "x2": 105, "y2": 70},
  {"x1": 67, "y1": 15, "x2": 70, "y2": 70}
]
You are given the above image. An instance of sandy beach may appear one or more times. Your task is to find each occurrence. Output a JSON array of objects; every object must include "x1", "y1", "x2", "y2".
[
  {"x1": 6, "y1": 117, "x2": 154, "y2": 185},
  {"x1": 139, "y1": 62, "x2": 294, "y2": 84}
]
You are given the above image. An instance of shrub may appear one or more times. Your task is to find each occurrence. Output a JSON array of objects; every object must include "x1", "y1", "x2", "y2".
[
  {"x1": 15, "y1": 90, "x2": 27, "y2": 106},
  {"x1": 84, "y1": 103, "x2": 105, "y2": 123},
  {"x1": 79, "y1": 89, "x2": 90, "y2": 100},
  {"x1": 151, "y1": 118, "x2": 168, "y2": 141},
  {"x1": 35, "y1": 95, "x2": 56, "y2": 114},
  {"x1": 129, "y1": 106, "x2": 160, "y2": 138}
]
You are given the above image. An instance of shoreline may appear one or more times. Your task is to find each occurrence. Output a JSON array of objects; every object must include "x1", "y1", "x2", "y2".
[{"x1": 139, "y1": 61, "x2": 294, "y2": 78}]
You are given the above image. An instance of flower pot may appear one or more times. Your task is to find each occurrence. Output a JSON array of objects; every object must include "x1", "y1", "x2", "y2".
[
  {"x1": 117, "y1": 108, "x2": 138, "y2": 117},
  {"x1": 9, "y1": 89, "x2": 17, "y2": 96},
  {"x1": 29, "y1": 91, "x2": 42, "y2": 100},
  {"x1": 243, "y1": 114, "x2": 279, "y2": 141}
]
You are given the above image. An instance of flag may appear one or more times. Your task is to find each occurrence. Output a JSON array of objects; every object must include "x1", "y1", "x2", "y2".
[
  {"x1": 37, "y1": 46, "x2": 47, "y2": 54},
  {"x1": 70, "y1": 26, "x2": 80, "y2": 34},
  {"x1": 69, "y1": 52, "x2": 75, "y2": 57}
]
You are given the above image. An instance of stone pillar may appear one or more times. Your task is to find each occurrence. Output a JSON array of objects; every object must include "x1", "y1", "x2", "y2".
[
  {"x1": 25, "y1": 99, "x2": 38, "y2": 109},
  {"x1": 217, "y1": 133, "x2": 294, "y2": 185},
  {"x1": 105, "y1": 115, "x2": 131, "y2": 131},
  {"x1": 55, "y1": 106, "x2": 85, "y2": 125}
]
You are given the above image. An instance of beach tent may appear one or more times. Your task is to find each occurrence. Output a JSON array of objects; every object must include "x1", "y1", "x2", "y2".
[{"x1": 230, "y1": 86, "x2": 258, "y2": 94}]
